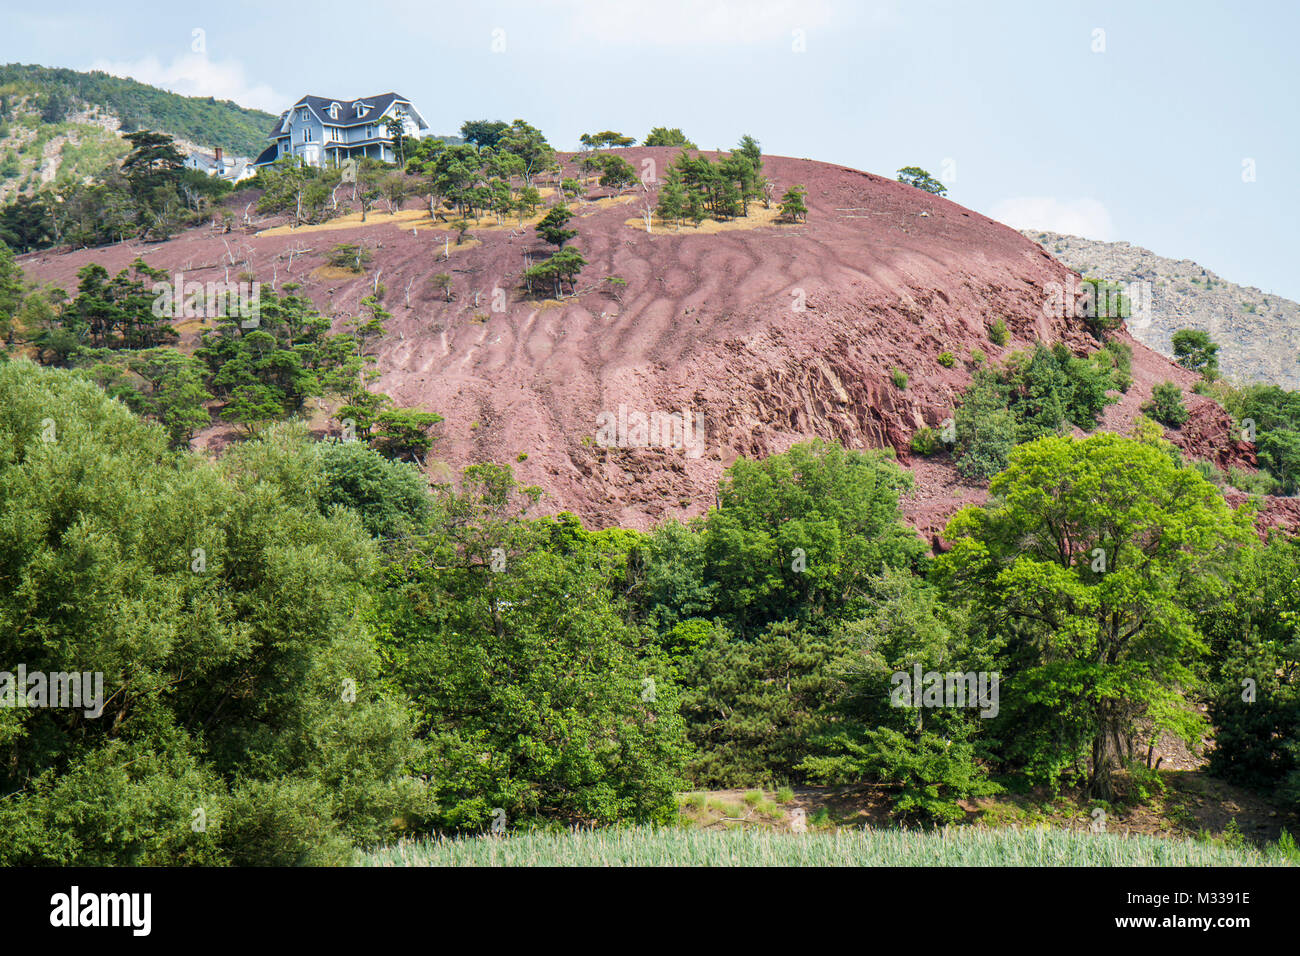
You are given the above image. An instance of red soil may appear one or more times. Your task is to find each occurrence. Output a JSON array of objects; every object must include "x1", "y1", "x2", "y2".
[{"x1": 17, "y1": 148, "x2": 1293, "y2": 543}]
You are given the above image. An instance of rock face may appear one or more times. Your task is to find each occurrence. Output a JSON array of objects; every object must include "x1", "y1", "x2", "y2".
[
  {"x1": 1022, "y1": 230, "x2": 1300, "y2": 390},
  {"x1": 16, "y1": 149, "x2": 1278, "y2": 535}
]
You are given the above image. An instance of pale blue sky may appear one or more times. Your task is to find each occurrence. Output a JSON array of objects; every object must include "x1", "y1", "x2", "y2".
[{"x1": 4, "y1": 0, "x2": 1296, "y2": 300}]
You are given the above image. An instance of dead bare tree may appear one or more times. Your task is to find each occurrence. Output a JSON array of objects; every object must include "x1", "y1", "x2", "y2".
[{"x1": 284, "y1": 242, "x2": 313, "y2": 274}]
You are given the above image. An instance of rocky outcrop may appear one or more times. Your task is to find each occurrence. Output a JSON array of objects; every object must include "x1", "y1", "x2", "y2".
[{"x1": 1022, "y1": 230, "x2": 1300, "y2": 390}]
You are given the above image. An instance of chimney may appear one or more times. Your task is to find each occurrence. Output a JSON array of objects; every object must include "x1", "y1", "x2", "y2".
[{"x1": 214, "y1": 146, "x2": 224, "y2": 165}]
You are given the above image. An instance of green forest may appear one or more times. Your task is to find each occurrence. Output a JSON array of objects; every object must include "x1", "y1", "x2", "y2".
[
  {"x1": 2, "y1": 340, "x2": 1299, "y2": 862},
  {"x1": 0, "y1": 64, "x2": 276, "y2": 157}
]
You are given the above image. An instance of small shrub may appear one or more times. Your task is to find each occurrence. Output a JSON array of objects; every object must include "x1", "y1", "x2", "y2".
[
  {"x1": 937, "y1": 351, "x2": 956, "y2": 368},
  {"x1": 1221, "y1": 819, "x2": 1246, "y2": 850},
  {"x1": 970, "y1": 348, "x2": 986, "y2": 368},
  {"x1": 1122, "y1": 760, "x2": 1167, "y2": 804},
  {"x1": 1142, "y1": 381, "x2": 1189, "y2": 428},
  {"x1": 890, "y1": 367, "x2": 908, "y2": 389},
  {"x1": 327, "y1": 243, "x2": 372, "y2": 273},
  {"x1": 1190, "y1": 459, "x2": 1226, "y2": 487},
  {"x1": 1101, "y1": 340, "x2": 1133, "y2": 392},
  {"x1": 1270, "y1": 829, "x2": 1300, "y2": 864},
  {"x1": 776, "y1": 786, "x2": 795, "y2": 804},
  {"x1": 910, "y1": 426, "x2": 940, "y2": 456},
  {"x1": 1228, "y1": 466, "x2": 1277, "y2": 495},
  {"x1": 988, "y1": 318, "x2": 1009, "y2": 346}
]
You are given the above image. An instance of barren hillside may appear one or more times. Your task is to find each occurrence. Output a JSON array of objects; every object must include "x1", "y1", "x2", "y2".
[{"x1": 17, "y1": 149, "x2": 1265, "y2": 541}]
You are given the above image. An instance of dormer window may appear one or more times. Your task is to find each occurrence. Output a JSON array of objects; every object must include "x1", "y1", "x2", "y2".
[
  {"x1": 354, "y1": 103, "x2": 370, "y2": 118},
  {"x1": 328, "y1": 102, "x2": 340, "y2": 119}
]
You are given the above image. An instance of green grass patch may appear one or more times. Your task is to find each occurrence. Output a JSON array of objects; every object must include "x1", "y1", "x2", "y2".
[{"x1": 360, "y1": 825, "x2": 1294, "y2": 867}]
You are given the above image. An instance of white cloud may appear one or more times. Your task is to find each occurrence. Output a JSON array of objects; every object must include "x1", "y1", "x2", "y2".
[
  {"x1": 88, "y1": 53, "x2": 284, "y2": 113},
  {"x1": 988, "y1": 197, "x2": 1115, "y2": 240},
  {"x1": 555, "y1": 0, "x2": 844, "y2": 47}
]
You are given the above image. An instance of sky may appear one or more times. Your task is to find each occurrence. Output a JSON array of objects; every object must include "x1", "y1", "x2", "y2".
[{"x1": 3, "y1": 0, "x2": 1297, "y2": 300}]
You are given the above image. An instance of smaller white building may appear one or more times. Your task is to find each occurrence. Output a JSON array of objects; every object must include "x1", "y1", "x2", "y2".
[{"x1": 185, "y1": 146, "x2": 255, "y2": 184}]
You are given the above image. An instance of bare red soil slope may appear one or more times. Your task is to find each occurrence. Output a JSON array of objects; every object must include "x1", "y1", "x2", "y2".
[{"x1": 17, "y1": 148, "x2": 1268, "y2": 539}]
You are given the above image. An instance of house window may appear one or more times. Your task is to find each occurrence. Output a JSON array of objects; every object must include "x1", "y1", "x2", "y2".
[
  {"x1": 299, "y1": 108, "x2": 308, "y2": 121},
  {"x1": 329, "y1": 102, "x2": 340, "y2": 119}
]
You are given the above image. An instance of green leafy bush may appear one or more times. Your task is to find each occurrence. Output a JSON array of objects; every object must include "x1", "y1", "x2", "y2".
[
  {"x1": 940, "y1": 432, "x2": 1252, "y2": 799},
  {"x1": 911, "y1": 426, "x2": 940, "y2": 456},
  {"x1": 1076, "y1": 278, "x2": 1127, "y2": 341},
  {"x1": 327, "y1": 243, "x2": 373, "y2": 273},
  {"x1": 0, "y1": 363, "x2": 418, "y2": 864},
  {"x1": 937, "y1": 351, "x2": 956, "y2": 368},
  {"x1": 1142, "y1": 381, "x2": 1189, "y2": 428},
  {"x1": 954, "y1": 377, "x2": 1019, "y2": 479},
  {"x1": 376, "y1": 464, "x2": 689, "y2": 829},
  {"x1": 988, "y1": 318, "x2": 1009, "y2": 346},
  {"x1": 1171, "y1": 328, "x2": 1220, "y2": 380},
  {"x1": 681, "y1": 620, "x2": 849, "y2": 787},
  {"x1": 799, "y1": 571, "x2": 999, "y2": 823}
]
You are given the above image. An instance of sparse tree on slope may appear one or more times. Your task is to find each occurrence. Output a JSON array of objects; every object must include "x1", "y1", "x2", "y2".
[
  {"x1": 896, "y1": 166, "x2": 947, "y2": 196},
  {"x1": 779, "y1": 184, "x2": 808, "y2": 223}
]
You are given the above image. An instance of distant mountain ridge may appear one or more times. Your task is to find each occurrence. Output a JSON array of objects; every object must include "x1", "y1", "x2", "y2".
[
  {"x1": 0, "y1": 64, "x2": 276, "y2": 154},
  {"x1": 1023, "y1": 229, "x2": 1300, "y2": 391},
  {"x1": 0, "y1": 64, "x2": 277, "y2": 202}
]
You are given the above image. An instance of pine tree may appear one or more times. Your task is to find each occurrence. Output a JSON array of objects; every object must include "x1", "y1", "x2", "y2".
[{"x1": 779, "y1": 185, "x2": 808, "y2": 223}]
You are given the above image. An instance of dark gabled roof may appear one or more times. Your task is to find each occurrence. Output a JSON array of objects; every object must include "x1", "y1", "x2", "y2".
[
  {"x1": 253, "y1": 143, "x2": 279, "y2": 166},
  {"x1": 269, "y1": 94, "x2": 426, "y2": 134}
]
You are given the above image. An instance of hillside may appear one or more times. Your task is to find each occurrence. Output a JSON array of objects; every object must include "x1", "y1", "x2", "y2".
[
  {"x1": 0, "y1": 63, "x2": 277, "y2": 200},
  {"x1": 1022, "y1": 229, "x2": 1300, "y2": 390},
  {"x1": 17, "y1": 148, "x2": 1268, "y2": 543}
]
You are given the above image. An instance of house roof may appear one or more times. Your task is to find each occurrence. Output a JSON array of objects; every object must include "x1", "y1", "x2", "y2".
[
  {"x1": 254, "y1": 143, "x2": 279, "y2": 166},
  {"x1": 270, "y1": 93, "x2": 428, "y2": 134}
]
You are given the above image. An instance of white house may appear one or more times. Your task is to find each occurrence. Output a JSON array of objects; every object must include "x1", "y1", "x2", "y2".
[
  {"x1": 185, "y1": 146, "x2": 255, "y2": 183},
  {"x1": 253, "y1": 93, "x2": 428, "y2": 169}
]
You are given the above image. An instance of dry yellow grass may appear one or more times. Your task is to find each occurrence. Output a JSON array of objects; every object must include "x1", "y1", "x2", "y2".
[
  {"x1": 413, "y1": 215, "x2": 537, "y2": 235},
  {"x1": 582, "y1": 193, "x2": 641, "y2": 213},
  {"x1": 253, "y1": 187, "x2": 638, "y2": 245},
  {"x1": 625, "y1": 202, "x2": 789, "y2": 236},
  {"x1": 257, "y1": 208, "x2": 427, "y2": 237},
  {"x1": 173, "y1": 317, "x2": 217, "y2": 335},
  {"x1": 311, "y1": 265, "x2": 367, "y2": 281},
  {"x1": 430, "y1": 238, "x2": 483, "y2": 254}
]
